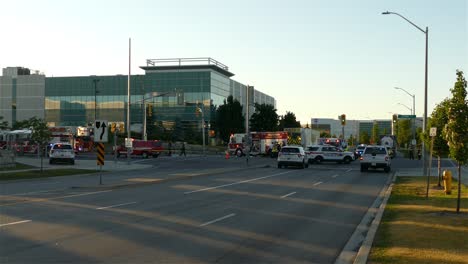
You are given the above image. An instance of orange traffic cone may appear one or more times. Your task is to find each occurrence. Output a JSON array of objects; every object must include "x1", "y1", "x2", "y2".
[{"x1": 225, "y1": 150, "x2": 230, "y2": 159}]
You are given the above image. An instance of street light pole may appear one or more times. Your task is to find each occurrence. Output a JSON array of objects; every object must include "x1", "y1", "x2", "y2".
[
  {"x1": 383, "y1": 11, "x2": 429, "y2": 176},
  {"x1": 93, "y1": 79, "x2": 100, "y2": 121}
]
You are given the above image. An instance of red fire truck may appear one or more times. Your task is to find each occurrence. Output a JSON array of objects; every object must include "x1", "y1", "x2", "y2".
[
  {"x1": 116, "y1": 139, "x2": 164, "y2": 158},
  {"x1": 228, "y1": 132, "x2": 289, "y2": 157}
]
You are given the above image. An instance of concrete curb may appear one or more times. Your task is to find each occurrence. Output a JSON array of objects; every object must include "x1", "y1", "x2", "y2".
[
  {"x1": 353, "y1": 173, "x2": 396, "y2": 263},
  {"x1": 334, "y1": 172, "x2": 396, "y2": 264}
]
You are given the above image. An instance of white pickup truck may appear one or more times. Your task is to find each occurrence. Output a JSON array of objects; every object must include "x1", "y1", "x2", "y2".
[{"x1": 359, "y1": 145, "x2": 391, "y2": 172}]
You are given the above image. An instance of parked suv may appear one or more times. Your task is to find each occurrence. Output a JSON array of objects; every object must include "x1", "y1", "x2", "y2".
[
  {"x1": 277, "y1": 146, "x2": 308, "y2": 169},
  {"x1": 354, "y1": 144, "x2": 366, "y2": 159},
  {"x1": 305, "y1": 145, "x2": 354, "y2": 164},
  {"x1": 360, "y1": 145, "x2": 391, "y2": 172},
  {"x1": 49, "y1": 143, "x2": 75, "y2": 164}
]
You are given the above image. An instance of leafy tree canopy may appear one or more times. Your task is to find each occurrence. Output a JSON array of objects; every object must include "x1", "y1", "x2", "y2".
[
  {"x1": 249, "y1": 103, "x2": 279, "y2": 132},
  {"x1": 278, "y1": 111, "x2": 301, "y2": 130},
  {"x1": 216, "y1": 96, "x2": 244, "y2": 143}
]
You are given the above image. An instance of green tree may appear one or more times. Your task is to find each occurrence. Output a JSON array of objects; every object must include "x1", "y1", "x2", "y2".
[
  {"x1": 0, "y1": 116, "x2": 8, "y2": 129},
  {"x1": 444, "y1": 70, "x2": 468, "y2": 213},
  {"x1": 320, "y1": 131, "x2": 331, "y2": 138},
  {"x1": 424, "y1": 98, "x2": 451, "y2": 185},
  {"x1": 278, "y1": 111, "x2": 301, "y2": 130},
  {"x1": 360, "y1": 131, "x2": 370, "y2": 145},
  {"x1": 12, "y1": 119, "x2": 30, "y2": 130},
  {"x1": 216, "y1": 96, "x2": 244, "y2": 143},
  {"x1": 249, "y1": 103, "x2": 279, "y2": 132},
  {"x1": 397, "y1": 119, "x2": 411, "y2": 148},
  {"x1": 372, "y1": 122, "x2": 380, "y2": 144},
  {"x1": 28, "y1": 117, "x2": 52, "y2": 173}
]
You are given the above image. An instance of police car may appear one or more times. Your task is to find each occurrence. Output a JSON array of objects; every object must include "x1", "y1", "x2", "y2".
[{"x1": 305, "y1": 144, "x2": 355, "y2": 164}]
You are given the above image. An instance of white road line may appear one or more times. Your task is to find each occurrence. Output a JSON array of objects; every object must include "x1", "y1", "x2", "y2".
[
  {"x1": 281, "y1": 192, "x2": 297, "y2": 198},
  {"x1": 200, "y1": 213, "x2": 236, "y2": 227},
  {"x1": 0, "y1": 220, "x2": 32, "y2": 227},
  {"x1": 35, "y1": 181, "x2": 60, "y2": 185},
  {"x1": 13, "y1": 188, "x2": 64, "y2": 196},
  {"x1": 346, "y1": 169, "x2": 352, "y2": 173},
  {"x1": 332, "y1": 174, "x2": 339, "y2": 178},
  {"x1": 96, "y1": 202, "x2": 137, "y2": 210},
  {"x1": 184, "y1": 171, "x2": 293, "y2": 194},
  {"x1": 60, "y1": 190, "x2": 112, "y2": 199},
  {"x1": 313, "y1": 181, "x2": 323, "y2": 186}
]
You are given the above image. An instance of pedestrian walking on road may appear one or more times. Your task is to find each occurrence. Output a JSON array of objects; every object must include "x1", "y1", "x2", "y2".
[
  {"x1": 168, "y1": 141, "x2": 172, "y2": 156},
  {"x1": 180, "y1": 142, "x2": 186, "y2": 157}
]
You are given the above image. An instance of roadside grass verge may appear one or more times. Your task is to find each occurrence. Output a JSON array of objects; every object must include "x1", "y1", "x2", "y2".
[
  {"x1": 369, "y1": 176, "x2": 468, "y2": 264},
  {"x1": 0, "y1": 168, "x2": 99, "y2": 181},
  {"x1": 0, "y1": 163, "x2": 35, "y2": 171}
]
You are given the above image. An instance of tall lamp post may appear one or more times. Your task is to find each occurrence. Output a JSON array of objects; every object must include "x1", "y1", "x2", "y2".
[
  {"x1": 395, "y1": 87, "x2": 416, "y2": 144},
  {"x1": 383, "y1": 11, "x2": 429, "y2": 175}
]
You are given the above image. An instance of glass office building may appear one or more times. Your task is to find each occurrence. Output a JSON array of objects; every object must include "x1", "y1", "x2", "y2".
[{"x1": 8, "y1": 58, "x2": 276, "y2": 132}]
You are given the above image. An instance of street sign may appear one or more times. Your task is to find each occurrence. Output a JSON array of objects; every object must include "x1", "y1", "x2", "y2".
[
  {"x1": 94, "y1": 120, "x2": 108, "y2": 142},
  {"x1": 430, "y1": 127, "x2": 437, "y2": 137},
  {"x1": 397, "y1": 114, "x2": 416, "y2": 119},
  {"x1": 125, "y1": 138, "x2": 133, "y2": 148}
]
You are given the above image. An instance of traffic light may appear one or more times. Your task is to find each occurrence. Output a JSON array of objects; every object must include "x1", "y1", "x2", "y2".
[
  {"x1": 340, "y1": 114, "x2": 346, "y2": 126},
  {"x1": 147, "y1": 104, "x2": 153, "y2": 117},
  {"x1": 110, "y1": 123, "x2": 116, "y2": 133},
  {"x1": 392, "y1": 114, "x2": 397, "y2": 123}
]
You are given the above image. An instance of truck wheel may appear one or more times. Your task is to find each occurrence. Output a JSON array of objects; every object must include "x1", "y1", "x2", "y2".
[
  {"x1": 152, "y1": 153, "x2": 159, "y2": 158},
  {"x1": 360, "y1": 165, "x2": 367, "y2": 172},
  {"x1": 315, "y1": 156, "x2": 323, "y2": 164},
  {"x1": 142, "y1": 152, "x2": 148, "y2": 159},
  {"x1": 236, "y1": 149, "x2": 243, "y2": 157},
  {"x1": 344, "y1": 156, "x2": 352, "y2": 164}
]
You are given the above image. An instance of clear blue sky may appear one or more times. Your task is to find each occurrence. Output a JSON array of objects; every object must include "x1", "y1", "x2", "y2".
[{"x1": 1, "y1": 0, "x2": 466, "y2": 124}]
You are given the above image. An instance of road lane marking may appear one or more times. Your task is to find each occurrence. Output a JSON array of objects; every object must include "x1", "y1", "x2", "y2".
[
  {"x1": 96, "y1": 202, "x2": 137, "y2": 210},
  {"x1": 60, "y1": 190, "x2": 112, "y2": 199},
  {"x1": 346, "y1": 169, "x2": 352, "y2": 173},
  {"x1": 13, "y1": 188, "x2": 64, "y2": 196},
  {"x1": 313, "y1": 181, "x2": 323, "y2": 186},
  {"x1": 281, "y1": 192, "x2": 297, "y2": 198},
  {"x1": 0, "y1": 220, "x2": 32, "y2": 227},
  {"x1": 126, "y1": 178, "x2": 161, "y2": 183},
  {"x1": 332, "y1": 174, "x2": 338, "y2": 178},
  {"x1": 184, "y1": 171, "x2": 293, "y2": 194},
  {"x1": 200, "y1": 213, "x2": 236, "y2": 227}
]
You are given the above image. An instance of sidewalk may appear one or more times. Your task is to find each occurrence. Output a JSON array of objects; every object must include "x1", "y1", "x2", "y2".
[{"x1": 395, "y1": 166, "x2": 468, "y2": 185}]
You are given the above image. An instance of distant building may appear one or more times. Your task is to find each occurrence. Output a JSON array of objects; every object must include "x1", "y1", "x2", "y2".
[{"x1": 0, "y1": 67, "x2": 45, "y2": 126}]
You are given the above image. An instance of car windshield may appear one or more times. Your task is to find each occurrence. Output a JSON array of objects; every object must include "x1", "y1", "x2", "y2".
[
  {"x1": 364, "y1": 147, "x2": 386, "y2": 154},
  {"x1": 281, "y1": 148, "x2": 300, "y2": 153},
  {"x1": 53, "y1": 144, "x2": 72, "y2": 150}
]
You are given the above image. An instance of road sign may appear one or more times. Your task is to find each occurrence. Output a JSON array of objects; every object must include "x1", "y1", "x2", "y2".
[
  {"x1": 97, "y1": 143, "x2": 105, "y2": 165},
  {"x1": 430, "y1": 127, "x2": 437, "y2": 137},
  {"x1": 94, "y1": 120, "x2": 108, "y2": 142},
  {"x1": 397, "y1": 114, "x2": 416, "y2": 119}
]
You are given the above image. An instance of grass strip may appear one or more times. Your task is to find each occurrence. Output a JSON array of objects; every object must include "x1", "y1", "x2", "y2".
[
  {"x1": 0, "y1": 163, "x2": 36, "y2": 171},
  {"x1": 369, "y1": 176, "x2": 468, "y2": 264},
  {"x1": 0, "y1": 168, "x2": 99, "y2": 181}
]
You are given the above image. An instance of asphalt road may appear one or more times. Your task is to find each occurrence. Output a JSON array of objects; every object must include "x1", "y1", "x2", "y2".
[{"x1": 1, "y1": 156, "x2": 392, "y2": 263}]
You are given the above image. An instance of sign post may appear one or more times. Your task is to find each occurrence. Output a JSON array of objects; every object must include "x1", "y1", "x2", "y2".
[
  {"x1": 94, "y1": 120, "x2": 108, "y2": 185},
  {"x1": 426, "y1": 127, "x2": 437, "y2": 198}
]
